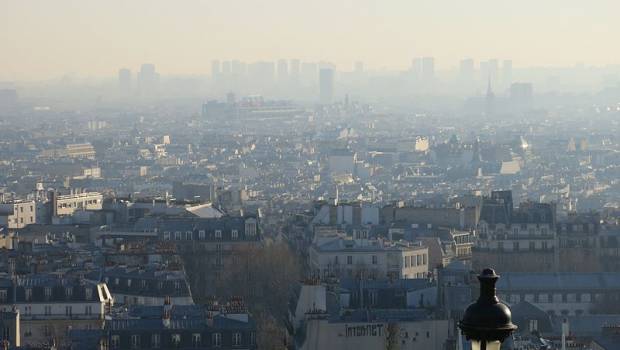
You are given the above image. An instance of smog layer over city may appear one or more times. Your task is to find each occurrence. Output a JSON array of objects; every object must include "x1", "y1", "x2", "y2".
[{"x1": 2, "y1": 1, "x2": 620, "y2": 349}]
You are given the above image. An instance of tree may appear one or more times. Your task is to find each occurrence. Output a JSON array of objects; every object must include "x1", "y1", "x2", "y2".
[{"x1": 215, "y1": 242, "x2": 302, "y2": 348}]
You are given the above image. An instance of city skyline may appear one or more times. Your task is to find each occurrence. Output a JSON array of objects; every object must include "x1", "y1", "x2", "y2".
[{"x1": 3, "y1": 0, "x2": 620, "y2": 80}]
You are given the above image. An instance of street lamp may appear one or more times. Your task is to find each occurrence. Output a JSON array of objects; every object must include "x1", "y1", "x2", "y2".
[{"x1": 459, "y1": 268, "x2": 517, "y2": 350}]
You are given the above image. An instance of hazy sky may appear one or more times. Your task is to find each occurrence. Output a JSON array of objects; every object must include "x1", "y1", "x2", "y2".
[{"x1": 2, "y1": 0, "x2": 619, "y2": 80}]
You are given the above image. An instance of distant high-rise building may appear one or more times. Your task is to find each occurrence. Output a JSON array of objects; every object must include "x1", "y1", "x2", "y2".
[
  {"x1": 118, "y1": 68, "x2": 131, "y2": 92},
  {"x1": 137, "y1": 64, "x2": 159, "y2": 96},
  {"x1": 222, "y1": 61, "x2": 232, "y2": 75},
  {"x1": 481, "y1": 59, "x2": 499, "y2": 87},
  {"x1": 211, "y1": 60, "x2": 221, "y2": 79},
  {"x1": 319, "y1": 68, "x2": 335, "y2": 104},
  {"x1": 411, "y1": 57, "x2": 423, "y2": 76},
  {"x1": 231, "y1": 60, "x2": 246, "y2": 76},
  {"x1": 422, "y1": 57, "x2": 435, "y2": 81},
  {"x1": 277, "y1": 59, "x2": 289, "y2": 82},
  {"x1": 503, "y1": 60, "x2": 513, "y2": 87},
  {"x1": 290, "y1": 59, "x2": 301, "y2": 85}
]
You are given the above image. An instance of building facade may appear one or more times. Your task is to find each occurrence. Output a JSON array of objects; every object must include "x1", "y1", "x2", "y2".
[
  {"x1": 309, "y1": 236, "x2": 429, "y2": 279},
  {"x1": 0, "y1": 274, "x2": 113, "y2": 347}
]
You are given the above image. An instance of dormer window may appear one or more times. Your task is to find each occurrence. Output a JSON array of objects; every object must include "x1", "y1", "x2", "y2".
[
  {"x1": 199, "y1": 230, "x2": 206, "y2": 240},
  {"x1": 215, "y1": 230, "x2": 222, "y2": 239},
  {"x1": 245, "y1": 219, "x2": 257, "y2": 236}
]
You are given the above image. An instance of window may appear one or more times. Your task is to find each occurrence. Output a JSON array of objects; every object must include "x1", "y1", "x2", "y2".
[
  {"x1": 422, "y1": 254, "x2": 427, "y2": 265},
  {"x1": 232, "y1": 332, "x2": 242, "y2": 346},
  {"x1": 111, "y1": 335, "x2": 121, "y2": 349},
  {"x1": 151, "y1": 333, "x2": 160, "y2": 348},
  {"x1": 192, "y1": 333, "x2": 202, "y2": 347},
  {"x1": 131, "y1": 334, "x2": 140, "y2": 349},
  {"x1": 541, "y1": 227, "x2": 548, "y2": 235},
  {"x1": 186, "y1": 231, "x2": 192, "y2": 240},
  {"x1": 164, "y1": 232, "x2": 171, "y2": 240},
  {"x1": 65, "y1": 287, "x2": 73, "y2": 298},
  {"x1": 334, "y1": 256, "x2": 339, "y2": 264},
  {"x1": 537, "y1": 294, "x2": 548, "y2": 303},
  {"x1": 65, "y1": 306, "x2": 72, "y2": 316},
  {"x1": 232, "y1": 229, "x2": 238, "y2": 239},
  {"x1": 0, "y1": 290, "x2": 7, "y2": 303},
  {"x1": 85, "y1": 305, "x2": 92, "y2": 316},
  {"x1": 347, "y1": 256, "x2": 352, "y2": 265},
  {"x1": 175, "y1": 231, "x2": 182, "y2": 240},
  {"x1": 372, "y1": 255, "x2": 377, "y2": 265},
  {"x1": 25, "y1": 305, "x2": 31, "y2": 316},
  {"x1": 245, "y1": 220, "x2": 257, "y2": 236},
  {"x1": 250, "y1": 332, "x2": 256, "y2": 346},
  {"x1": 212, "y1": 333, "x2": 222, "y2": 347},
  {"x1": 513, "y1": 227, "x2": 519, "y2": 235},
  {"x1": 215, "y1": 230, "x2": 222, "y2": 239},
  {"x1": 127, "y1": 279, "x2": 132, "y2": 287},
  {"x1": 175, "y1": 280, "x2": 181, "y2": 290},
  {"x1": 171, "y1": 334, "x2": 181, "y2": 346},
  {"x1": 85, "y1": 288, "x2": 93, "y2": 300},
  {"x1": 581, "y1": 293, "x2": 591, "y2": 303},
  {"x1": 44, "y1": 325, "x2": 52, "y2": 337},
  {"x1": 514, "y1": 241, "x2": 520, "y2": 251},
  {"x1": 44, "y1": 305, "x2": 52, "y2": 316},
  {"x1": 529, "y1": 241, "x2": 536, "y2": 251},
  {"x1": 199, "y1": 230, "x2": 206, "y2": 240}
]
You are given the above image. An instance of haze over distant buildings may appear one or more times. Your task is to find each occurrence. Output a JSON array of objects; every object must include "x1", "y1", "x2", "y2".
[{"x1": 3, "y1": 0, "x2": 620, "y2": 80}]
